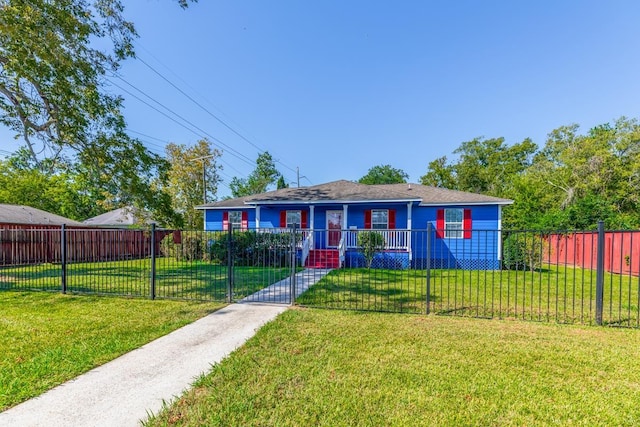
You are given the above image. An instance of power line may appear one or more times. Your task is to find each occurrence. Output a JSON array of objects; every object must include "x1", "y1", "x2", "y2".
[
  {"x1": 134, "y1": 51, "x2": 298, "y2": 175},
  {"x1": 108, "y1": 76, "x2": 257, "y2": 167}
]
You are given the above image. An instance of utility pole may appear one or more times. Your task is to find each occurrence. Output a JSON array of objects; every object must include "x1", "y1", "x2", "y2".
[
  {"x1": 296, "y1": 166, "x2": 307, "y2": 188},
  {"x1": 190, "y1": 154, "x2": 217, "y2": 203}
]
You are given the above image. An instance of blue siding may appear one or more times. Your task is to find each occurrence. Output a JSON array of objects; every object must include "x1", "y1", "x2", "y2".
[{"x1": 203, "y1": 203, "x2": 504, "y2": 270}]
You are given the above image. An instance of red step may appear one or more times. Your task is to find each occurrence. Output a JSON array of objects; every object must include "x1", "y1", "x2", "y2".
[{"x1": 305, "y1": 249, "x2": 340, "y2": 268}]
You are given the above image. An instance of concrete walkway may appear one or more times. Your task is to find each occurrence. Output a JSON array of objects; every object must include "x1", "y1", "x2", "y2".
[{"x1": 0, "y1": 269, "x2": 331, "y2": 427}]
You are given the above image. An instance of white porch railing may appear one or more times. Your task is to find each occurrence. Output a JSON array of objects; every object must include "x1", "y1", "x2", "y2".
[
  {"x1": 343, "y1": 229, "x2": 410, "y2": 251},
  {"x1": 338, "y1": 236, "x2": 346, "y2": 266},
  {"x1": 301, "y1": 233, "x2": 312, "y2": 266}
]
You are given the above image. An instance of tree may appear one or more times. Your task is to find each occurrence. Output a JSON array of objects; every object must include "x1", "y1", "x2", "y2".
[
  {"x1": 358, "y1": 164, "x2": 409, "y2": 185},
  {"x1": 276, "y1": 174, "x2": 288, "y2": 189},
  {"x1": 230, "y1": 151, "x2": 281, "y2": 197},
  {"x1": 419, "y1": 156, "x2": 456, "y2": 188},
  {"x1": 0, "y1": 0, "x2": 193, "y2": 224},
  {"x1": 165, "y1": 139, "x2": 222, "y2": 229}
]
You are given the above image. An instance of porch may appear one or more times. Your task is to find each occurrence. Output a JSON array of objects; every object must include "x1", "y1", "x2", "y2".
[{"x1": 299, "y1": 229, "x2": 411, "y2": 269}]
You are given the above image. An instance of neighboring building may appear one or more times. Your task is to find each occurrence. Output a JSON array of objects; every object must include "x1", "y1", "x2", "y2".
[
  {"x1": 83, "y1": 207, "x2": 154, "y2": 228},
  {"x1": 196, "y1": 180, "x2": 513, "y2": 269},
  {"x1": 0, "y1": 203, "x2": 84, "y2": 228}
]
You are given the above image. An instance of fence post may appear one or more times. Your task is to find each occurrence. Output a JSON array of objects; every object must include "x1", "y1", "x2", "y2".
[
  {"x1": 290, "y1": 225, "x2": 297, "y2": 305},
  {"x1": 426, "y1": 223, "x2": 432, "y2": 314},
  {"x1": 595, "y1": 220, "x2": 605, "y2": 325},
  {"x1": 227, "y1": 225, "x2": 233, "y2": 303},
  {"x1": 61, "y1": 224, "x2": 67, "y2": 294},
  {"x1": 150, "y1": 223, "x2": 156, "y2": 300}
]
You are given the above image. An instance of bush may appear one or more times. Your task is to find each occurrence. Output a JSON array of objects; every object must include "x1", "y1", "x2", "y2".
[
  {"x1": 502, "y1": 233, "x2": 545, "y2": 271},
  {"x1": 208, "y1": 230, "x2": 296, "y2": 267},
  {"x1": 160, "y1": 232, "x2": 205, "y2": 262},
  {"x1": 358, "y1": 231, "x2": 386, "y2": 268}
]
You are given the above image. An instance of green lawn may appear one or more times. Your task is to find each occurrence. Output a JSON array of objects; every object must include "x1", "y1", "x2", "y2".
[
  {"x1": 0, "y1": 258, "x2": 294, "y2": 301},
  {"x1": 145, "y1": 308, "x2": 640, "y2": 427},
  {"x1": 0, "y1": 291, "x2": 224, "y2": 411},
  {"x1": 297, "y1": 266, "x2": 640, "y2": 326}
]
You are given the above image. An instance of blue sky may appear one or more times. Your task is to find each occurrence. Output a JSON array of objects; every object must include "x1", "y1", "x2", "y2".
[{"x1": 4, "y1": 1, "x2": 640, "y2": 198}]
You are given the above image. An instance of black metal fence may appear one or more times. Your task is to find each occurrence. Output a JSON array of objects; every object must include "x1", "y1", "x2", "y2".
[{"x1": 2, "y1": 222, "x2": 640, "y2": 327}]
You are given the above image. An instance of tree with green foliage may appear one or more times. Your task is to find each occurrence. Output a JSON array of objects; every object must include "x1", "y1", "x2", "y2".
[
  {"x1": 164, "y1": 139, "x2": 221, "y2": 229},
  {"x1": 229, "y1": 151, "x2": 281, "y2": 197},
  {"x1": 358, "y1": 164, "x2": 409, "y2": 185},
  {"x1": 276, "y1": 174, "x2": 288, "y2": 189},
  {"x1": 0, "y1": 0, "x2": 193, "y2": 223},
  {"x1": 420, "y1": 137, "x2": 537, "y2": 198}
]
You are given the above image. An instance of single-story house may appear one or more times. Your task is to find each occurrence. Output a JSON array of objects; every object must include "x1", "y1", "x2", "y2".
[
  {"x1": 83, "y1": 207, "x2": 155, "y2": 228},
  {"x1": 196, "y1": 180, "x2": 512, "y2": 269},
  {"x1": 0, "y1": 203, "x2": 84, "y2": 228}
]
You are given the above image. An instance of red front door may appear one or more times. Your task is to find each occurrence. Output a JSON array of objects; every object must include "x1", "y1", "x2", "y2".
[{"x1": 327, "y1": 210, "x2": 343, "y2": 247}]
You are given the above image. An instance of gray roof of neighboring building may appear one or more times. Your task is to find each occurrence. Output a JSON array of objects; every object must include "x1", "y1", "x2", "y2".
[
  {"x1": 0, "y1": 204, "x2": 84, "y2": 226},
  {"x1": 197, "y1": 180, "x2": 512, "y2": 209},
  {"x1": 83, "y1": 207, "x2": 154, "y2": 226}
]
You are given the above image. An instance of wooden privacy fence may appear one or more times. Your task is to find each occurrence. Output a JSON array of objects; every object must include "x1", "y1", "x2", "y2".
[
  {"x1": 0, "y1": 225, "x2": 167, "y2": 265},
  {"x1": 546, "y1": 231, "x2": 640, "y2": 276}
]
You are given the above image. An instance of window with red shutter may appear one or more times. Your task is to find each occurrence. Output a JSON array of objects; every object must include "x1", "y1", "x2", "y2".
[{"x1": 222, "y1": 211, "x2": 229, "y2": 231}]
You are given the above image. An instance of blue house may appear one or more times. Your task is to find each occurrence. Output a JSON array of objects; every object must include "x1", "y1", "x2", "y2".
[{"x1": 197, "y1": 180, "x2": 512, "y2": 269}]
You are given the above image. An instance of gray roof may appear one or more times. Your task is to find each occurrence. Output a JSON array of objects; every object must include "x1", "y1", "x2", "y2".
[
  {"x1": 83, "y1": 207, "x2": 154, "y2": 226},
  {"x1": 0, "y1": 204, "x2": 84, "y2": 226},
  {"x1": 197, "y1": 180, "x2": 512, "y2": 209}
]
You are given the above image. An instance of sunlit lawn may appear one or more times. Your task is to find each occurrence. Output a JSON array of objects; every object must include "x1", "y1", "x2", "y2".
[
  {"x1": 0, "y1": 258, "x2": 294, "y2": 301},
  {"x1": 297, "y1": 266, "x2": 640, "y2": 326},
  {"x1": 145, "y1": 308, "x2": 640, "y2": 426},
  {"x1": 0, "y1": 291, "x2": 224, "y2": 411}
]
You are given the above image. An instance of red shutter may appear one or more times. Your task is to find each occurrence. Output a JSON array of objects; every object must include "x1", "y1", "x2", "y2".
[
  {"x1": 172, "y1": 230, "x2": 182, "y2": 244},
  {"x1": 464, "y1": 209, "x2": 472, "y2": 239},
  {"x1": 436, "y1": 209, "x2": 444, "y2": 238},
  {"x1": 301, "y1": 210, "x2": 308, "y2": 229},
  {"x1": 388, "y1": 209, "x2": 396, "y2": 230},
  {"x1": 364, "y1": 210, "x2": 372, "y2": 229},
  {"x1": 222, "y1": 211, "x2": 229, "y2": 231},
  {"x1": 241, "y1": 211, "x2": 249, "y2": 230},
  {"x1": 280, "y1": 210, "x2": 287, "y2": 228}
]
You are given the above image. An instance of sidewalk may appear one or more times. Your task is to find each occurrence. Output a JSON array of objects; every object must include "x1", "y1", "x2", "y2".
[{"x1": 0, "y1": 269, "x2": 330, "y2": 427}]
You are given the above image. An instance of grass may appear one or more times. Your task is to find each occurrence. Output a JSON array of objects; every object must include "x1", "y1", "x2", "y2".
[
  {"x1": 0, "y1": 258, "x2": 295, "y2": 301},
  {"x1": 0, "y1": 291, "x2": 224, "y2": 411},
  {"x1": 145, "y1": 308, "x2": 640, "y2": 426},
  {"x1": 297, "y1": 266, "x2": 640, "y2": 326}
]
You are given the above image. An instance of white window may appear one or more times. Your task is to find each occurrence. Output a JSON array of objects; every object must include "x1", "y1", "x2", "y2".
[
  {"x1": 228, "y1": 211, "x2": 242, "y2": 229},
  {"x1": 371, "y1": 209, "x2": 388, "y2": 230},
  {"x1": 286, "y1": 210, "x2": 301, "y2": 228},
  {"x1": 445, "y1": 208, "x2": 463, "y2": 239}
]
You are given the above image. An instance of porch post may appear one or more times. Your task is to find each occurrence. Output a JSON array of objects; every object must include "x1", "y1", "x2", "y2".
[
  {"x1": 309, "y1": 205, "x2": 315, "y2": 247},
  {"x1": 342, "y1": 205, "x2": 348, "y2": 229},
  {"x1": 256, "y1": 206, "x2": 261, "y2": 230},
  {"x1": 407, "y1": 202, "x2": 412, "y2": 261},
  {"x1": 497, "y1": 205, "x2": 502, "y2": 261}
]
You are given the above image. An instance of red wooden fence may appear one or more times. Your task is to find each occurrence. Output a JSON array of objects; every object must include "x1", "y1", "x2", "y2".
[
  {"x1": 546, "y1": 231, "x2": 640, "y2": 276},
  {"x1": 0, "y1": 224, "x2": 169, "y2": 266}
]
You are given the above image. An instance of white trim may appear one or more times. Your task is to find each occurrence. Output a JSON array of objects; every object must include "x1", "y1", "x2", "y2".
[
  {"x1": 420, "y1": 201, "x2": 513, "y2": 207},
  {"x1": 243, "y1": 198, "x2": 422, "y2": 206},
  {"x1": 256, "y1": 206, "x2": 261, "y2": 230}
]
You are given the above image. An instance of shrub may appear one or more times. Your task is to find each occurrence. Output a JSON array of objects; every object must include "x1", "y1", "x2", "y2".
[
  {"x1": 502, "y1": 233, "x2": 545, "y2": 271},
  {"x1": 160, "y1": 232, "x2": 205, "y2": 261},
  {"x1": 358, "y1": 231, "x2": 386, "y2": 268}
]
